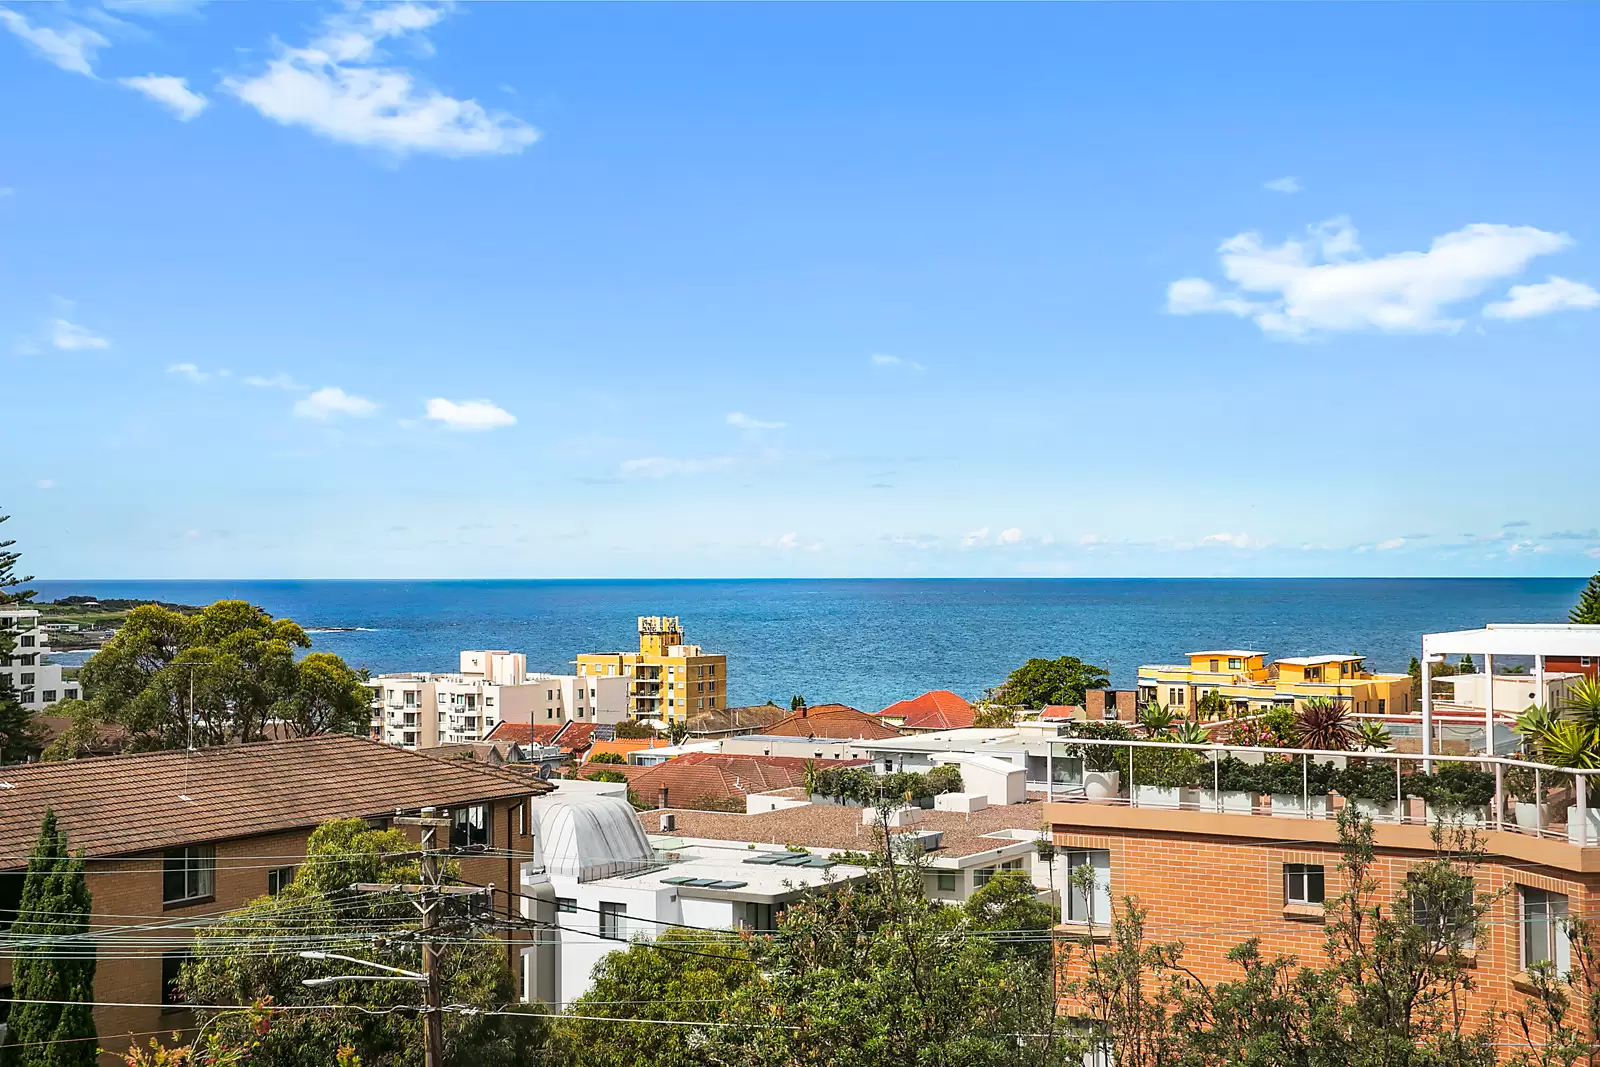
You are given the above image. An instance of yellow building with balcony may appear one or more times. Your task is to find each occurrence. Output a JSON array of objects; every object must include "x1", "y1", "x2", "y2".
[
  {"x1": 1137, "y1": 649, "x2": 1411, "y2": 718},
  {"x1": 576, "y1": 616, "x2": 727, "y2": 724}
]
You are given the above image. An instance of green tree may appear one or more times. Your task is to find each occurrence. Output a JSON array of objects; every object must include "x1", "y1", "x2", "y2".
[
  {"x1": 77, "y1": 601, "x2": 369, "y2": 750},
  {"x1": 555, "y1": 929, "x2": 757, "y2": 1067},
  {"x1": 997, "y1": 656, "x2": 1111, "y2": 710},
  {"x1": 1571, "y1": 572, "x2": 1600, "y2": 625},
  {"x1": 0, "y1": 507, "x2": 42, "y2": 763},
  {"x1": 180, "y1": 820, "x2": 548, "y2": 1067},
  {"x1": 5, "y1": 810, "x2": 98, "y2": 1067},
  {"x1": 790, "y1": 694, "x2": 807, "y2": 711},
  {"x1": 583, "y1": 767, "x2": 629, "y2": 784},
  {"x1": 964, "y1": 868, "x2": 1055, "y2": 963},
  {"x1": 587, "y1": 751, "x2": 626, "y2": 765}
]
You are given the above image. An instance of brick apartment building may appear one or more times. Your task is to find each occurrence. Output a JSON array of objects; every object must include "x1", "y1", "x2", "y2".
[
  {"x1": 1046, "y1": 783, "x2": 1597, "y2": 1031},
  {"x1": 0, "y1": 735, "x2": 552, "y2": 1055}
]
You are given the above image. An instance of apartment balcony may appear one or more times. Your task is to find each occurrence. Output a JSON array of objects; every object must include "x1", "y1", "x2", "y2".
[{"x1": 1042, "y1": 734, "x2": 1600, "y2": 873}]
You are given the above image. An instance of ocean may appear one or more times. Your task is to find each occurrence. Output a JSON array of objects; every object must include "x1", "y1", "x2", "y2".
[{"x1": 30, "y1": 578, "x2": 1587, "y2": 712}]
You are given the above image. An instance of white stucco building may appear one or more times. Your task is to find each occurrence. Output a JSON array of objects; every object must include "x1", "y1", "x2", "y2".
[{"x1": 1, "y1": 607, "x2": 73, "y2": 710}]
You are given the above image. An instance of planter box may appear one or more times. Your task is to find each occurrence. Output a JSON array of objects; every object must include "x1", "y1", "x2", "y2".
[
  {"x1": 1428, "y1": 804, "x2": 1488, "y2": 828},
  {"x1": 1351, "y1": 798, "x2": 1402, "y2": 823},
  {"x1": 1199, "y1": 788, "x2": 1256, "y2": 815},
  {"x1": 1269, "y1": 794, "x2": 1329, "y2": 819},
  {"x1": 1133, "y1": 785, "x2": 1194, "y2": 810},
  {"x1": 1514, "y1": 801, "x2": 1553, "y2": 832},
  {"x1": 1082, "y1": 770, "x2": 1120, "y2": 801},
  {"x1": 1567, "y1": 806, "x2": 1600, "y2": 845}
]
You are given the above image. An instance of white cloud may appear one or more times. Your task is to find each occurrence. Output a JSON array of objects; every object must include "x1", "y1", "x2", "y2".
[
  {"x1": 1375, "y1": 537, "x2": 1407, "y2": 551},
  {"x1": 961, "y1": 527, "x2": 990, "y2": 548},
  {"x1": 870, "y1": 353, "x2": 925, "y2": 371},
  {"x1": 1202, "y1": 532, "x2": 1270, "y2": 550},
  {"x1": 726, "y1": 412, "x2": 785, "y2": 431},
  {"x1": 1263, "y1": 176, "x2": 1301, "y2": 194},
  {"x1": 0, "y1": 8, "x2": 107, "y2": 77},
  {"x1": 424, "y1": 397, "x2": 516, "y2": 431},
  {"x1": 51, "y1": 319, "x2": 109, "y2": 350},
  {"x1": 619, "y1": 456, "x2": 734, "y2": 479},
  {"x1": 167, "y1": 362, "x2": 208, "y2": 382},
  {"x1": 1483, "y1": 276, "x2": 1600, "y2": 320},
  {"x1": 997, "y1": 527, "x2": 1023, "y2": 545},
  {"x1": 120, "y1": 74, "x2": 208, "y2": 120},
  {"x1": 762, "y1": 532, "x2": 823, "y2": 552},
  {"x1": 222, "y1": 3, "x2": 538, "y2": 157},
  {"x1": 293, "y1": 385, "x2": 377, "y2": 420},
  {"x1": 244, "y1": 373, "x2": 304, "y2": 390},
  {"x1": 1587, "y1": 547, "x2": 1600, "y2": 559},
  {"x1": 1168, "y1": 217, "x2": 1575, "y2": 338}
]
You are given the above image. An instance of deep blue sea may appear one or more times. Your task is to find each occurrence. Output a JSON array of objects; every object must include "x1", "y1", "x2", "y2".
[{"x1": 29, "y1": 579, "x2": 1587, "y2": 712}]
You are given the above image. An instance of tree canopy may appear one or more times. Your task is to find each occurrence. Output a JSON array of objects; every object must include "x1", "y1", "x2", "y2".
[
  {"x1": 1572, "y1": 572, "x2": 1600, "y2": 625},
  {"x1": 4, "y1": 809, "x2": 98, "y2": 1067},
  {"x1": 0, "y1": 506, "x2": 41, "y2": 762},
  {"x1": 996, "y1": 656, "x2": 1111, "y2": 710},
  {"x1": 77, "y1": 600, "x2": 369, "y2": 750}
]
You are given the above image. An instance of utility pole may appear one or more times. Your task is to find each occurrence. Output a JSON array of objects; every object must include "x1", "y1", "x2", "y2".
[{"x1": 395, "y1": 808, "x2": 452, "y2": 1067}]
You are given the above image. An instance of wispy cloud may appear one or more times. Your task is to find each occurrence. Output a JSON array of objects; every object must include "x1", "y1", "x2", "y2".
[
  {"x1": 726, "y1": 412, "x2": 785, "y2": 431},
  {"x1": 619, "y1": 456, "x2": 734, "y2": 479},
  {"x1": 424, "y1": 397, "x2": 516, "y2": 431},
  {"x1": 1263, "y1": 176, "x2": 1301, "y2": 194},
  {"x1": 1168, "y1": 217, "x2": 1576, "y2": 338},
  {"x1": 36, "y1": 479, "x2": 55, "y2": 490},
  {"x1": 870, "y1": 353, "x2": 924, "y2": 372},
  {"x1": 762, "y1": 532, "x2": 822, "y2": 552},
  {"x1": 1202, "y1": 531, "x2": 1271, "y2": 550},
  {"x1": 52, "y1": 318, "x2": 109, "y2": 350},
  {"x1": 120, "y1": 74, "x2": 207, "y2": 120},
  {"x1": 1483, "y1": 276, "x2": 1600, "y2": 320},
  {"x1": 1375, "y1": 537, "x2": 1407, "y2": 551},
  {"x1": 293, "y1": 386, "x2": 377, "y2": 420},
  {"x1": 223, "y1": 3, "x2": 537, "y2": 157},
  {"x1": 167, "y1": 362, "x2": 209, "y2": 383},
  {"x1": 0, "y1": 8, "x2": 107, "y2": 77}
]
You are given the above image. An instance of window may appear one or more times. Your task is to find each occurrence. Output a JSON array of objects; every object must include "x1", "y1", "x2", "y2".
[
  {"x1": 744, "y1": 901, "x2": 775, "y2": 931},
  {"x1": 162, "y1": 846, "x2": 215, "y2": 905},
  {"x1": 1377, "y1": 699, "x2": 1386, "y2": 715},
  {"x1": 557, "y1": 897, "x2": 577, "y2": 914},
  {"x1": 451, "y1": 804, "x2": 490, "y2": 848},
  {"x1": 161, "y1": 951, "x2": 189, "y2": 1008},
  {"x1": 19, "y1": 691, "x2": 32, "y2": 704},
  {"x1": 1284, "y1": 863, "x2": 1324, "y2": 906},
  {"x1": 599, "y1": 901, "x2": 627, "y2": 939},
  {"x1": 18, "y1": 635, "x2": 33, "y2": 647},
  {"x1": 41, "y1": 690, "x2": 55, "y2": 703},
  {"x1": 1521, "y1": 887, "x2": 1570, "y2": 972},
  {"x1": 267, "y1": 866, "x2": 294, "y2": 895},
  {"x1": 1209, "y1": 659, "x2": 1219, "y2": 672},
  {"x1": 403, "y1": 691, "x2": 416, "y2": 707},
  {"x1": 19, "y1": 672, "x2": 33, "y2": 686},
  {"x1": 1228, "y1": 657, "x2": 1242, "y2": 670},
  {"x1": 974, "y1": 867, "x2": 996, "y2": 888},
  {"x1": 403, "y1": 732, "x2": 416, "y2": 746},
  {"x1": 63, "y1": 688, "x2": 78, "y2": 700},
  {"x1": 936, "y1": 872, "x2": 957, "y2": 892},
  {"x1": 1064, "y1": 849, "x2": 1112, "y2": 925}
]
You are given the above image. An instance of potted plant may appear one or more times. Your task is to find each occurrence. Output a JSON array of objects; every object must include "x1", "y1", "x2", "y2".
[
  {"x1": 1503, "y1": 764, "x2": 1555, "y2": 832},
  {"x1": 1131, "y1": 746, "x2": 1203, "y2": 810},
  {"x1": 1334, "y1": 761, "x2": 1403, "y2": 823},
  {"x1": 1200, "y1": 755, "x2": 1260, "y2": 815},
  {"x1": 1066, "y1": 722, "x2": 1131, "y2": 800},
  {"x1": 1264, "y1": 759, "x2": 1331, "y2": 819},
  {"x1": 1411, "y1": 763, "x2": 1496, "y2": 827}
]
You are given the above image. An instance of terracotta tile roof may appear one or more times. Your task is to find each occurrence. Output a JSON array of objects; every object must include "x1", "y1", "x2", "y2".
[
  {"x1": 876, "y1": 690, "x2": 975, "y2": 731},
  {"x1": 643, "y1": 797, "x2": 1049, "y2": 858},
  {"x1": 621, "y1": 754, "x2": 870, "y2": 809},
  {"x1": 554, "y1": 722, "x2": 599, "y2": 755},
  {"x1": 761, "y1": 705, "x2": 900, "y2": 740},
  {"x1": 485, "y1": 722, "x2": 566, "y2": 747},
  {"x1": 1040, "y1": 705, "x2": 1083, "y2": 720},
  {"x1": 0, "y1": 734, "x2": 549, "y2": 867},
  {"x1": 685, "y1": 703, "x2": 789, "y2": 736}
]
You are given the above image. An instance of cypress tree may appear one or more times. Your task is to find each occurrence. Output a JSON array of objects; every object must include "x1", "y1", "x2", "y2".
[
  {"x1": 1572, "y1": 572, "x2": 1600, "y2": 626},
  {"x1": 5, "y1": 810, "x2": 98, "y2": 1067}
]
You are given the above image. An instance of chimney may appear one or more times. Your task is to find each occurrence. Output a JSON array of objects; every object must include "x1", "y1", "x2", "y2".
[
  {"x1": 659, "y1": 812, "x2": 676, "y2": 833},
  {"x1": 658, "y1": 786, "x2": 670, "y2": 810}
]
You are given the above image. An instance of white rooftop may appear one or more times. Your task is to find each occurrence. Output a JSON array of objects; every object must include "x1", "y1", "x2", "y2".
[
  {"x1": 851, "y1": 728, "x2": 1026, "y2": 753},
  {"x1": 1423, "y1": 624, "x2": 1600, "y2": 658},
  {"x1": 1187, "y1": 649, "x2": 1266, "y2": 658},
  {"x1": 530, "y1": 792, "x2": 656, "y2": 882},
  {"x1": 1275, "y1": 654, "x2": 1364, "y2": 666},
  {"x1": 593, "y1": 838, "x2": 868, "y2": 902}
]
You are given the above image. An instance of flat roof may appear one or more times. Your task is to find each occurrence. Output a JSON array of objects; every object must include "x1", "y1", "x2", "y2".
[
  {"x1": 1424, "y1": 624, "x2": 1600, "y2": 658},
  {"x1": 594, "y1": 842, "x2": 868, "y2": 902},
  {"x1": 1187, "y1": 650, "x2": 1266, "y2": 658},
  {"x1": 1275, "y1": 655, "x2": 1364, "y2": 666}
]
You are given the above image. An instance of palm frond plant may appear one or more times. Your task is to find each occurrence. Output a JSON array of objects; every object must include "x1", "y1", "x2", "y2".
[
  {"x1": 1537, "y1": 720, "x2": 1600, "y2": 771},
  {"x1": 1562, "y1": 677, "x2": 1600, "y2": 729},
  {"x1": 1294, "y1": 698, "x2": 1356, "y2": 751},
  {"x1": 1138, "y1": 703, "x2": 1176, "y2": 735},
  {"x1": 1354, "y1": 719, "x2": 1392, "y2": 752},
  {"x1": 1515, "y1": 703, "x2": 1558, "y2": 756},
  {"x1": 1172, "y1": 719, "x2": 1209, "y2": 746}
]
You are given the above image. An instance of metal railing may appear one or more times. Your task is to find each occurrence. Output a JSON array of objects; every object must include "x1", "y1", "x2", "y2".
[{"x1": 1043, "y1": 736, "x2": 1600, "y2": 846}]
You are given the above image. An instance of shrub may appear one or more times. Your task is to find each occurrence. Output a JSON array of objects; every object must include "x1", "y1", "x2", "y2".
[
  {"x1": 1062, "y1": 721, "x2": 1134, "y2": 774},
  {"x1": 813, "y1": 765, "x2": 963, "y2": 804},
  {"x1": 588, "y1": 752, "x2": 626, "y2": 765},
  {"x1": 1214, "y1": 756, "x2": 1261, "y2": 793},
  {"x1": 1130, "y1": 746, "x2": 1203, "y2": 789}
]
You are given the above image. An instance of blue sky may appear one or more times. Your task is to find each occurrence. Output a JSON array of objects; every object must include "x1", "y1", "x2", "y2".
[{"x1": 4, "y1": 2, "x2": 1598, "y2": 579}]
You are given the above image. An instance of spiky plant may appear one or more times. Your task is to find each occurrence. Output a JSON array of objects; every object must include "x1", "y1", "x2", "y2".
[
  {"x1": 1294, "y1": 698, "x2": 1357, "y2": 751},
  {"x1": 1515, "y1": 703, "x2": 1558, "y2": 755},
  {"x1": 1355, "y1": 719, "x2": 1392, "y2": 752},
  {"x1": 1562, "y1": 678, "x2": 1600, "y2": 728},
  {"x1": 1138, "y1": 703, "x2": 1176, "y2": 735},
  {"x1": 1172, "y1": 720, "x2": 1209, "y2": 746},
  {"x1": 1537, "y1": 719, "x2": 1600, "y2": 770}
]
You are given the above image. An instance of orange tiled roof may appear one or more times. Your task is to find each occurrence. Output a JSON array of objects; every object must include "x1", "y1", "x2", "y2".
[
  {"x1": 1040, "y1": 705, "x2": 1083, "y2": 720},
  {"x1": 876, "y1": 689, "x2": 975, "y2": 731},
  {"x1": 621, "y1": 753, "x2": 869, "y2": 808},
  {"x1": 761, "y1": 704, "x2": 900, "y2": 740},
  {"x1": 583, "y1": 737, "x2": 667, "y2": 763},
  {"x1": 485, "y1": 722, "x2": 566, "y2": 747},
  {"x1": 554, "y1": 722, "x2": 599, "y2": 755}
]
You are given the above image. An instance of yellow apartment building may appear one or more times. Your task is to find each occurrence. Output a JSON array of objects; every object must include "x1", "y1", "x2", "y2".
[
  {"x1": 1137, "y1": 649, "x2": 1412, "y2": 717},
  {"x1": 576, "y1": 616, "x2": 727, "y2": 723}
]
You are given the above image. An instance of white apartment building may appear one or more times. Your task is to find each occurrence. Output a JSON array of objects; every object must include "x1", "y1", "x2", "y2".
[
  {"x1": 367, "y1": 650, "x2": 630, "y2": 749},
  {"x1": 1, "y1": 607, "x2": 74, "y2": 709}
]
